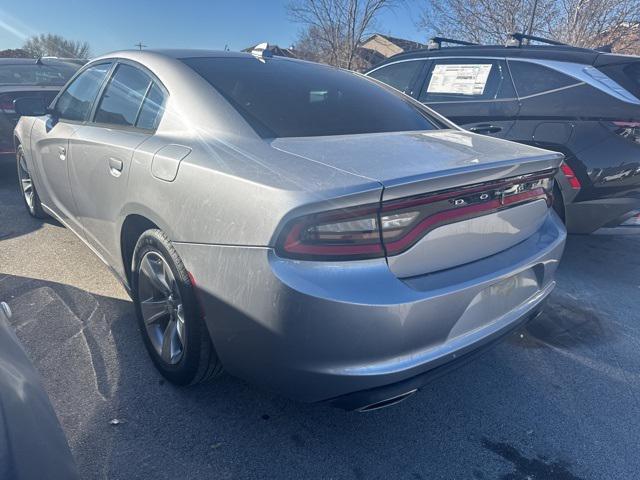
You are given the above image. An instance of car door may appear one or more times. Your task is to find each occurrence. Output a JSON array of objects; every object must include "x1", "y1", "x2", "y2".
[
  {"x1": 505, "y1": 59, "x2": 583, "y2": 148},
  {"x1": 68, "y1": 61, "x2": 166, "y2": 266},
  {"x1": 414, "y1": 57, "x2": 519, "y2": 139},
  {"x1": 30, "y1": 62, "x2": 112, "y2": 229}
]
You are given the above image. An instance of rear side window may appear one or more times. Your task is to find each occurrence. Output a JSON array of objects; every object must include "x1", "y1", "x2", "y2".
[
  {"x1": 95, "y1": 63, "x2": 151, "y2": 127},
  {"x1": 182, "y1": 57, "x2": 439, "y2": 138},
  {"x1": 508, "y1": 61, "x2": 578, "y2": 98},
  {"x1": 136, "y1": 83, "x2": 166, "y2": 130},
  {"x1": 418, "y1": 59, "x2": 515, "y2": 103},
  {"x1": 55, "y1": 63, "x2": 111, "y2": 122},
  {"x1": 596, "y1": 61, "x2": 640, "y2": 100},
  {"x1": 368, "y1": 60, "x2": 424, "y2": 94},
  {"x1": 0, "y1": 63, "x2": 78, "y2": 86}
]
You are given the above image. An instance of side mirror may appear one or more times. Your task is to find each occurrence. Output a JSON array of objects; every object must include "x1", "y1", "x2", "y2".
[{"x1": 13, "y1": 97, "x2": 47, "y2": 116}]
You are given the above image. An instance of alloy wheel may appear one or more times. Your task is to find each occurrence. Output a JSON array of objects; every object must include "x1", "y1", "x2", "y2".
[
  {"x1": 137, "y1": 251, "x2": 186, "y2": 365},
  {"x1": 17, "y1": 153, "x2": 35, "y2": 212}
]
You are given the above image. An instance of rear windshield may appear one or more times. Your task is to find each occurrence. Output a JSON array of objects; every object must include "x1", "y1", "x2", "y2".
[
  {"x1": 181, "y1": 56, "x2": 440, "y2": 138},
  {"x1": 0, "y1": 63, "x2": 78, "y2": 86}
]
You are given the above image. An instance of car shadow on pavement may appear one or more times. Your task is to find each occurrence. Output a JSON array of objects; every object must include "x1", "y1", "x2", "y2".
[
  {"x1": 3, "y1": 268, "x2": 637, "y2": 479},
  {"x1": 0, "y1": 154, "x2": 61, "y2": 242}
]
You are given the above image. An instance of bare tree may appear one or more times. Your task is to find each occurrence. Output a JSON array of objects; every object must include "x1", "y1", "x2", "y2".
[
  {"x1": 419, "y1": 0, "x2": 558, "y2": 45},
  {"x1": 550, "y1": 0, "x2": 640, "y2": 50},
  {"x1": 22, "y1": 34, "x2": 91, "y2": 59},
  {"x1": 287, "y1": 0, "x2": 398, "y2": 69},
  {"x1": 419, "y1": 0, "x2": 640, "y2": 52}
]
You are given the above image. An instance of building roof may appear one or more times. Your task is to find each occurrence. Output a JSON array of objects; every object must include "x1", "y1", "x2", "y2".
[{"x1": 362, "y1": 34, "x2": 426, "y2": 53}]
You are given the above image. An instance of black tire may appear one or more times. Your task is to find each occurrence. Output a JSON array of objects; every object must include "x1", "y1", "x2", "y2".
[
  {"x1": 16, "y1": 145, "x2": 47, "y2": 219},
  {"x1": 132, "y1": 229, "x2": 223, "y2": 385}
]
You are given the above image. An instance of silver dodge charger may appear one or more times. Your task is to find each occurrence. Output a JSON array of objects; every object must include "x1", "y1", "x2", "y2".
[{"x1": 13, "y1": 49, "x2": 566, "y2": 411}]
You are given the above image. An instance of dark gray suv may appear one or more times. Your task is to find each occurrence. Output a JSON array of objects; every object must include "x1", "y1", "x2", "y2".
[{"x1": 366, "y1": 35, "x2": 640, "y2": 233}]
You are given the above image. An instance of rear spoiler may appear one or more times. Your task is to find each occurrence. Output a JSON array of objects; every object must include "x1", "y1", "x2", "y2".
[
  {"x1": 381, "y1": 152, "x2": 563, "y2": 202},
  {"x1": 593, "y1": 53, "x2": 640, "y2": 67}
]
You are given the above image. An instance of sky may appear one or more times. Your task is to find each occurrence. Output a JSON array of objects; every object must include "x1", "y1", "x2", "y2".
[{"x1": 0, "y1": 0, "x2": 426, "y2": 56}]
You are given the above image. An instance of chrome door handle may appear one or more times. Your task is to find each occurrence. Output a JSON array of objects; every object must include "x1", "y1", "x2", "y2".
[
  {"x1": 58, "y1": 146, "x2": 66, "y2": 161},
  {"x1": 108, "y1": 157, "x2": 123, "y2": 177}
]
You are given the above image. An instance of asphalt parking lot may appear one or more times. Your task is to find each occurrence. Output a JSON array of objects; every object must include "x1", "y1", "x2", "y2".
[{"x1": 1, "y1": 156, "x2": 639, "y2": 480}]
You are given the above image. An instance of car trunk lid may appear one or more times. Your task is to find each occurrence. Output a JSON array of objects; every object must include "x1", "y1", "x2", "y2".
[{"x1": 272, "y1": 130, "x2": 562, "y2": 277}]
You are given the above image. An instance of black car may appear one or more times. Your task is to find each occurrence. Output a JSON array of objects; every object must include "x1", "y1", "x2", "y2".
[
  {"x1": 0, "y1": 58, "x2": 80, "y2": 155},
  {"x1": 366, "y1": 34, "x2": 640, "y2": 233}
]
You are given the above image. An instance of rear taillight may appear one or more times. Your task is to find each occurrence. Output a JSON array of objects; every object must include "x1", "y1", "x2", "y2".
[
  {"x1": 560, "y1": 162, "x2": 581, "y2": 190},
  {"x1": 278, "y1": 204, "x2": 385, "y2": 260},
  {"x1": 612, "y1": 121, "x2": 640, "y2": 144},
  {"x1": 621, "y1": 211, "x2": 640, "y2": 227},
  {"x1": 276, "y1": 170, "x2": 555, "y2": 261},
  {"x1": 380, "y1": 173, "x2": 553, "y2": 256},
  {"x1": 0, "y1": 96, "x2": 15, "y2": 114}
]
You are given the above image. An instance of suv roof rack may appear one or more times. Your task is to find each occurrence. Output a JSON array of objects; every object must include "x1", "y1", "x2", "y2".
[
  {"x1": 594, "y1": 44, "x2": 613, "y2": 53},
  {"x1": 506, "y1": 32, "x2": 566, "y2": 47},
  {"x1": 427, "y1": 37, "x2": 479, "y2": 50}
]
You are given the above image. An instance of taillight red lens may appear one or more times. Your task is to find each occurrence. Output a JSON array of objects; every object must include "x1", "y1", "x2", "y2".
[
  {"x1": 279, "y1": 204, "x2": 385, "y2": 260},
  {"x1": 380, "y1": 172, "x2": 553, "y2": 255},
  {"x1": 0, "y1": 99, "x2": 15, "y2": 114},
  {"x1": 276, "y1": 170, "x2": 556, "y2": 261},
  {"x1": 560, "y1": 162, "x2": 581, "y2": 189}
]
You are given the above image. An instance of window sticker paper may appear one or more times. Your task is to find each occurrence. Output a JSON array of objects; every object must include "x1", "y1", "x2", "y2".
[{"x1": 427, "y1": 64, "x2": 493, "y2": 96}]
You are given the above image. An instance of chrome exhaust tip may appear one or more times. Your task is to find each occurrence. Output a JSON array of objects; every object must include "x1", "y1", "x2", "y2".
[{"x1": 356, "y1": 389, "x2": 418, "y2": 412}]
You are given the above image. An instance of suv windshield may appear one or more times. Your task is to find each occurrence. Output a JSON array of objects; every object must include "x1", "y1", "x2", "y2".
[
  {"x1": 181, "y1": 56, "x2": 440, "y2": 138},
  {"x1": 0, "y1": 63, "x2": 77, "y2": 86}
]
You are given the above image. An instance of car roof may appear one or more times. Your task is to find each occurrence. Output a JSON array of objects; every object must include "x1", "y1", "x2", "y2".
[
  {"x1": 149, "y1": 49, "x2": 254, "y2": 59},
  {"x1": 100, "y1": 49, "x2": 270, "y2": 61},
  {"x1": 94, "y1": 48, "x2": 323, "y2": 68},
  {"x1": 371, "y1": 44, "x2": 638, "y2": 70}
]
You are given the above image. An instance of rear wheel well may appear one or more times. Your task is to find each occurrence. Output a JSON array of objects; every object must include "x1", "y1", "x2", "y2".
[{"x1": 121, "y1": 215, "x2": 160, "y2": 284}]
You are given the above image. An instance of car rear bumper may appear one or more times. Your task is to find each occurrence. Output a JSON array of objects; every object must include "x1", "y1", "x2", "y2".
[
  {"x1": 565, "y1": 196, "x2": 640, "y2": 233},
  {"x1": 328, "y1": 302, "x2": 546, "y2": 411},
  {"x1": 174, "y1": 212, "x2": 566, "y2": 404}
]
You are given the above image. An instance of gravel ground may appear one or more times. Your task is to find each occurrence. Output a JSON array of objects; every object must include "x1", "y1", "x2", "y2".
[{"x1": 1, "y1": 156, "x2": 639, "y2": 480}]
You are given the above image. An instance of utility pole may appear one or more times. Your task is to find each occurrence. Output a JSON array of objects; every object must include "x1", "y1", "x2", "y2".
[
  {"x1": 135, "y1": 41, "x2": 147, "y2": 51},
  {"x1": 526, "y1": 0, "x2": 539, "y2": 42}
]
